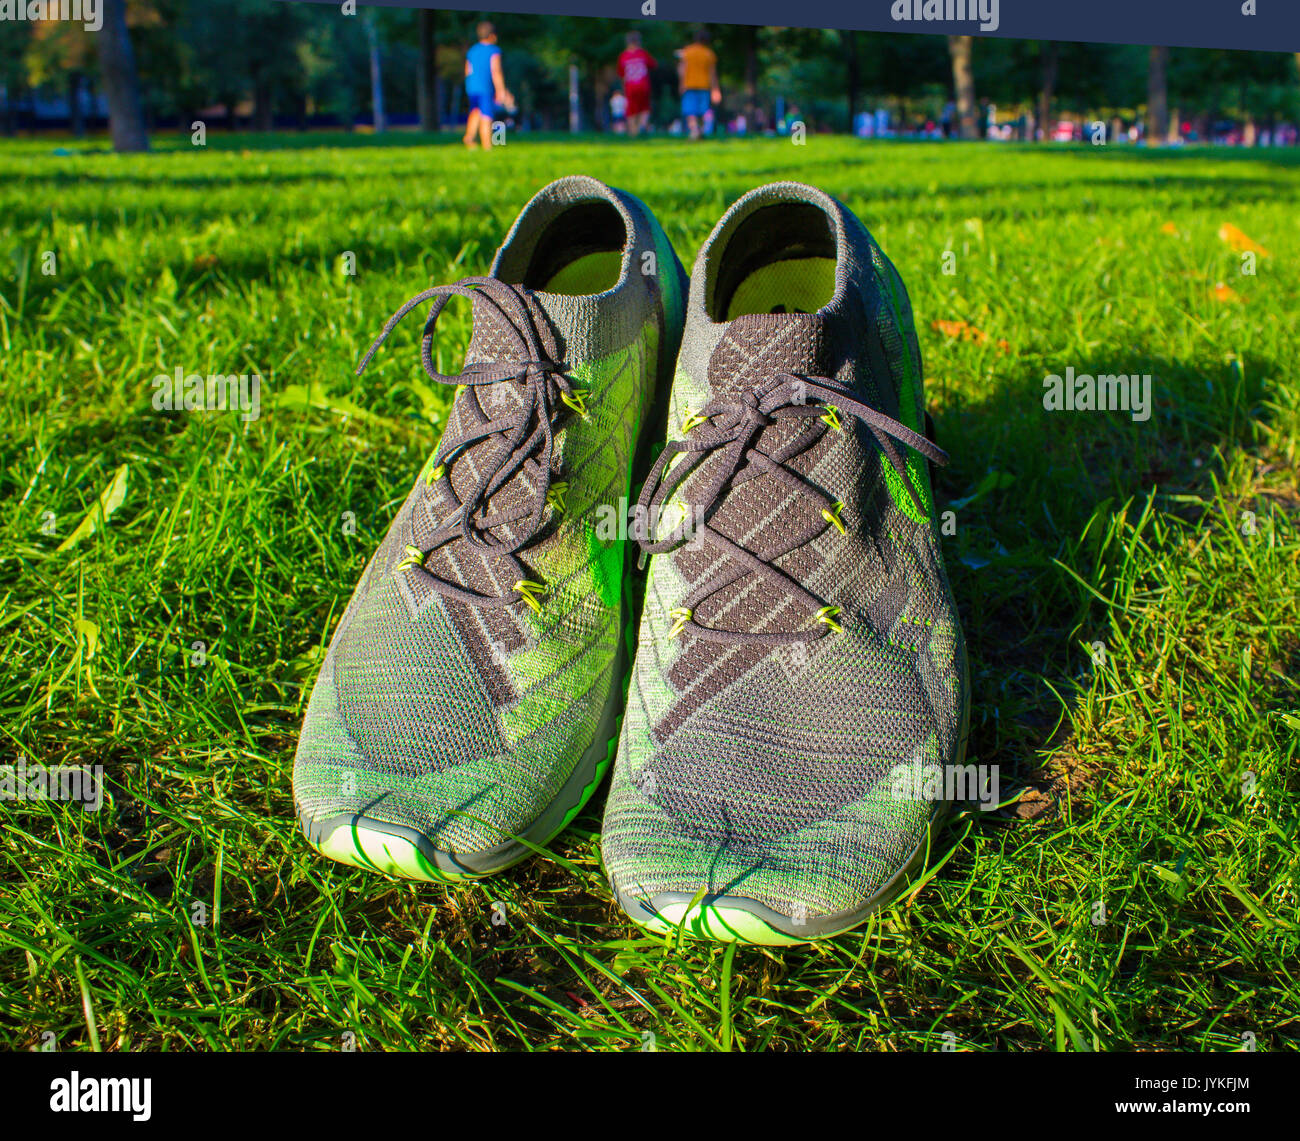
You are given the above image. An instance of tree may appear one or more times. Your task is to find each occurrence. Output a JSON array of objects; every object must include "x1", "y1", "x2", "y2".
[
  {"x1": 843, "y1": 29, "x2": 859, "y2": 128},
  {"x1": 1147, "y1": 45, "x2": 1169, "y2": 143},
  {"x1": 364, "y1": 12, "x2": 385, "y2": 131},
  {"x1": 947, "y1": 35, "x2": 977, "y2": 139},
  {"x1": 743, "y1": 24, "x2": 759, "y2": 127},
  {"x1": 1037, "y1": 41, "x2": 1058, "y2": 141},
  {"x1": 24, "y1": 16, "x2": 93, "y2": 136},
  {"x1": 417, "y1": 8, "x2": 439, "y2": 130},
  {"x1": 96, "y1": 0, "x2": 148, "y2": 151}
]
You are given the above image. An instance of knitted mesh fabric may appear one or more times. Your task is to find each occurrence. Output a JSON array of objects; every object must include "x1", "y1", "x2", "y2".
[
  {"x1": 602, "y1": 182, "x2": 966, "y2": 918},
  {"x1": 294, "y1": 176, "x2": 687, "y2": 855}
]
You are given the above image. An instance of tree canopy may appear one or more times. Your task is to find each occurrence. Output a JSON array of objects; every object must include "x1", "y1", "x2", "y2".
[{"x1": 4, "y1": 3, "x2": 1297, "y2": 142}]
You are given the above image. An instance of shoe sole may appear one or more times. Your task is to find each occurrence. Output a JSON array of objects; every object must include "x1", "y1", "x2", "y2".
[{"x1": 611, "y1": 653, "x2": 972, "y2": 945}]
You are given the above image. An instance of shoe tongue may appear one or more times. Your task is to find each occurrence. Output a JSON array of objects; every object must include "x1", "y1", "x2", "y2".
[
  {"x1": 670, "y1": 309, "x2": 839, "y2": 633},
  {"x1": 463, "y1": 286, "x2": 564, "y2": 370},
  {"x1": 706, "y1": 310, "x2": 833, "y2": 398}
]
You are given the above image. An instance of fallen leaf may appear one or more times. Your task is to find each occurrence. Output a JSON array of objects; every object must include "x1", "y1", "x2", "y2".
[
  {"x1": 931, "y1": 319, "x2": 1010, "y2": 354},
  {"x1": 1016, "y1": 788, "x2": 1053, "y2": 820},
  {"x1": 1210, "y1": 282, "x2": 1243, "y2": 304},
  {"x1": 191, "y1": 253, "x2": 220, "y2": 271},
  {"x1": 1218, "y1": 223, "x2": 1270, "y2": 257},
  {"x1": 57, "y1": 464, "x2": 129, "y2": 552},
  {"x1": 1160, "y1": 221, "x2": 1179, "y2": 235}
]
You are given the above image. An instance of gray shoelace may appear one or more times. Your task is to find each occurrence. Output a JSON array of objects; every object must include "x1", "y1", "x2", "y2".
[
  {"x1": 636, "y1": 373, "x2": 949, "y2": 645},
  {"x1": 356, "y1": 276, "x2": 583, "y2": 611}
]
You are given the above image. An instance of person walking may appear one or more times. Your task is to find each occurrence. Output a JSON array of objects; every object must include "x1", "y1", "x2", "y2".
[
  {"x1": 463, "y1": 21, "x2": 515, "y2": 149},
  {"x1": 617, "y1": 30, "x2": 657, "y2": 138},
  {"x1": 677, "y1": 28, "x2": 720, "y2": 141}
]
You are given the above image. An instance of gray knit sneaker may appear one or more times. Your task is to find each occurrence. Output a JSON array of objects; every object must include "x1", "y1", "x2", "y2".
[
  {"x1": 294, "y1": 176, "x2": 687, "y2": 881},
  {"x1": 602, "y1": 182, "x2": 970, "y2": 943}
]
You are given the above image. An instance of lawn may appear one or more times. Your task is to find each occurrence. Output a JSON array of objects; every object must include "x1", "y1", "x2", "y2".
[{"x1": 0, "y1": 132, "x2": 1297, "y2": 1052}]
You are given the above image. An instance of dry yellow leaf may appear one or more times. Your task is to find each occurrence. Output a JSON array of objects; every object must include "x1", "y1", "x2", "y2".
[
  {"x1": 1218, "y1": 223, "x2": 1270, "y2": 258},
  {"x1": 931, "y1": 319, "x2": 1009, "y2": 354}
]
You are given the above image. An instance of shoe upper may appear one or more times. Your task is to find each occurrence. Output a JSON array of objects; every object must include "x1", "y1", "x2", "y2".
[
  {"x1": 602, "y1": 182, "x2": 967, "y2": 922},
  {"x1": 294, "y1": 175, "x2": 686, "y2": 856}
]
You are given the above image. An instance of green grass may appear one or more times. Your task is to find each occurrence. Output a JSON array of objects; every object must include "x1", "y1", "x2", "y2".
[{"x1": 1, "y1": 132, "x2": 1297, "y2": 1052}]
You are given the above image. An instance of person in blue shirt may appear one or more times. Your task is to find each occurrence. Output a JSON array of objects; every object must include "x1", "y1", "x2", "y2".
[{"x1": 463, "y1": 21, "x2": 515, "y2": 149}]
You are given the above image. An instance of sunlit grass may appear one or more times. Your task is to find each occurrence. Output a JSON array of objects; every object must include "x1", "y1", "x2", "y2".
[{"x1": 0, "y1": 133, "x2": 1296, "y2": 1051}]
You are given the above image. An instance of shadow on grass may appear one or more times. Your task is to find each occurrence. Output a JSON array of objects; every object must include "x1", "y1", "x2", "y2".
[{"x1": 929, "y1": 340, "x2": 1278, "y2": 827}]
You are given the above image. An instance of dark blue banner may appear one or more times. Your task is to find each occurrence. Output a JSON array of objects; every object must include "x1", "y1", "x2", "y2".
[{"x1": 284, "y1": 0, "x2": 1300, "y2": 54}]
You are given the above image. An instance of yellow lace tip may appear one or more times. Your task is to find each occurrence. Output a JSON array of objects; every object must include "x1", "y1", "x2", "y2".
[
  {"x1": 561, "y1": 389, "x2": 589, "y2": 418},
  {"x1": 396, "y1": 545, "x2": 425, "y2": 572},
  {"x1": 681, "y1": 410, "x2": 709, "y2": 434},
  {"x1": 546, "y1": 482, "x2": 568, "y2": 515},
  {"x1": 815, "y1": 606, "x2": 843, "y2": 634},
  {"x1": 821, "y1": 502, "x2": 847, "y2": 536},
  {"x1": 820, "y1": 405, "x2": 842, "y2": 431},
  {"x1": 513, "y1": 580, "x2": 548, "y2": 614},
  {"x1": 427, "y1": 463, "x2": 446, "y2": 484},
  {"x1": 668, "y1": 608, "x2": 693, "y2": 639}
]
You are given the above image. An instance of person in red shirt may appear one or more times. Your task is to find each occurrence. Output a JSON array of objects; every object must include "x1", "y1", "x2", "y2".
[{"x1": 617, "y1": 31, "x2": 656, "y2": 138}]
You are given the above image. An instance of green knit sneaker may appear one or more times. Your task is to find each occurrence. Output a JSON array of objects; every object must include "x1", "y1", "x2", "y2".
[
  {"x1": 294, "y1": 175, "x2": 687, "y2": 881},
  {"x1": 602, "y1": 182, "x2": 969, "y2": 943}
]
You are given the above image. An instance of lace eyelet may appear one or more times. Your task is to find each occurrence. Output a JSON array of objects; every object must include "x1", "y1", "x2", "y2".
[
  {"x1": 513, "y1": 579, "x2": 548, "y2": 614},
  {"x1": 395, "y1": 544, "x2": 425, "y2": 574},
  {"x1": 561, "y1": 388, "x2": 589, "y2": 418},
  {"x1": 667, "y1": 607, "x2": 693, "y2": 638},
  {"x1": 815, "y1": 605, "x2": 844, "y2": 634},
  {"x1": 821, "y1": 501, "x2": 847, "y2": 536},
  {"x1": 545, "y1": 481, "x2": 569, "y2": 516},
  {"x1": 681, "y1": 410, "x2": 710, "y2": 434}
]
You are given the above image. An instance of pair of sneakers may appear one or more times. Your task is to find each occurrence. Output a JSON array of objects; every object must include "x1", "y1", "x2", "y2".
[{"x1": 292, "y1": 176, "x2": 969, "y2": 945}]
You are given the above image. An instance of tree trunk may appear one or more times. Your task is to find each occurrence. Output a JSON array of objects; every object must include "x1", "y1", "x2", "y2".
[
  {"x1": 417, "y1": 8, "x2": 438, "y2": 131},
  {"x1": 1037, "y1": 41, "x2": 1058, "y2": 142},
  {"x1": 1146, "y1": 46, "x2": 1169, "y2": 145},
  {"x1": 744, "y1": 24, "x2": 759, "y2": 127},
  {"x1": 253, "y1": 71, "x2": 273, "y2": 132},
  {"x1": 365, "y1": 16, "x2": 385, "y2": 132},
  {"x1": 68, "y1": 70, "x2": 85, "y2": 137},
  {"x1": 593, "y1": 67, "x2": 609, "y2": 131},
  {"x1": 844, "y1": 29, "x2": 859, "y2": 131},
  {"x1": 947, "y1": 36, "x2": 977, "y2": 140},
  {"x1": 95, "y1": 0, "x2": 148, "y2": 152}
]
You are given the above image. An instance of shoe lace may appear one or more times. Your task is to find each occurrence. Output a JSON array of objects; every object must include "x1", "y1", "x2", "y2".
[
  {"x1": 356, "y1": 276, "x2": 585, "y2": 612},
  {"x1": 636, "y1": 373, "x2": 949, "y2": 645}
]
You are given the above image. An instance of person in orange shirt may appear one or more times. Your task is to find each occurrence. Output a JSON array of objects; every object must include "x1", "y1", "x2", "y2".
[{"x1": 677, "y1": 28, "x2": 721, "y2": 140}]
